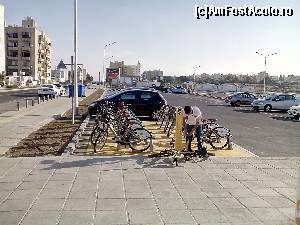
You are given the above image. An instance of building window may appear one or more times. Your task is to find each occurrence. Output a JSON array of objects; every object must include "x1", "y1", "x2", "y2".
[
  {"x1": 7, "y1": 59, "x2": 18, "y2": 66},
  {"x1": 7, "y1": 41, "x2": 18, "y2": 47},
  {"x1": 22, "y1": 51, "x2": 31, "y2": 57},
  {"x1": 23, "y1": 61, "x2": 30, "y2": 67},
  {"x1": 22, "y1": 41, "x2": 31, "y2": 48},
  {"x1": 7, "y1": 51, "x2": 18, "y2": 57},
  {"x1": 22, "y1": 32, "x2": 30, "y2": 38},
  {"x1": 7, "y1": 33, "x2": 18, "y2": 38}
]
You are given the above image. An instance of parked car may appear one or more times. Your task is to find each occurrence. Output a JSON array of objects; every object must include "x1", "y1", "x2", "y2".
[
  {"x1": 154, "y1": 85, "x2": 169, "y2": 93},
  {"x1": 225, "y1": 92, "x2": 257, "y2": 106},
  {"x1": 89, "y1": 89, "x2": 167, "y2": 119},
  {"x1": 251, "y1": 93, "x2": 300, "y2": 112},
  {"x1": 54, "y1": 84, "x2": 66, "y2": 95},
  {"x1": 37, "y1": 87, "x2": 56, "y2": 97},
  {"x1": 170, "y1": 87, "x2": 188, "y2": 94},
  {"x1": 42, "y1": 84, "x2": 60, "y2": 95},
  {"x1": 287, "y1": 105, "x2": 300, "y2": 119}
]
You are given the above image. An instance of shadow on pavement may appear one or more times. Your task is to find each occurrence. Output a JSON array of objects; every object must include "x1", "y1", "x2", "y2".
[
  {"x1": 233, "y1": 109, "x2": 259, "y2": 114},
  {"x1": 270, "y1": 116, "x2": 300, "y2": 123},
  {"x1": 206, "y1": 104, "x2": 228, "y2": 107},
  {"x1": 39, "y1": 154, "x2": 212, "y2": 170}
]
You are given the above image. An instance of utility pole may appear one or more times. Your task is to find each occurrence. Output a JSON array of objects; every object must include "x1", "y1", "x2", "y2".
[
  {"x1": 71, "y1": 56, "x2": 74, "y2": 124},
  {"x1": 256, "y1": 52, "x2": 277, "y2": 94},
  {"x1": 74, "y1": 0, "x2": 78, "y2": 115},
  {"x1": 98, "y1": 72, "x2": 101, "y2": 88}
]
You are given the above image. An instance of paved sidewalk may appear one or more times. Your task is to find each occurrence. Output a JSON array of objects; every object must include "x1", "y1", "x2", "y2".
[
  {"x1": 0, "y1": 155, "x2": 298, "y2": 225},
  {"x1": 0, "y1": 89, "x2": 95, "y2": 155}
]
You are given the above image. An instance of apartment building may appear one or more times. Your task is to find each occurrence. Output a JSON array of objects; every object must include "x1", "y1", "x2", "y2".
[
  {"x1": 5, "y1": 17, "x2": 51, "y2": 84},
  {"x1": 0, "y1": 5, "x2": 5, "y2": 73},
  {"x1": 110, "y1": 60, "x2": 141, "y2": 77},
  {"x1": 142, "y1": 69, "x2": 163, "y2": 81}
]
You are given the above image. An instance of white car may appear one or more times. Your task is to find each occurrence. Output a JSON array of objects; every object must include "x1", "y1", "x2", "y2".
[
  {"x1": 54, "y1": 84, "x2": 66, "y2": 96},
  {"x1": 42, "y1": 84, "x2": 60, "y2": 95},
  {"x1": 287, "y1": 105, "x2": 300, "y2": 119},
  {"x1": 251, "y1": 93, "x2": 300, "y2": 112},
  {"x1": 170, "y1": 87, "x2": 188, "y2": 94}
]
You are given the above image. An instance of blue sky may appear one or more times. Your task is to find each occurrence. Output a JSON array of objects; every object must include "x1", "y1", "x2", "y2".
[{"x1": 0, "y1": 0, "x2": 299, "y2": 79}]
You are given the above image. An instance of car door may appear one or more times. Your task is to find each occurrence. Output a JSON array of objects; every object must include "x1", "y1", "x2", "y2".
[
  {"x1": 116, "y1": 91, "x2": 139, "y2": 114},
  {"x1": 242, "y1": 93, "x2": 250, "y2": 105},
  {"x1": 138, "y1": 91, "x2": 162, "y2": 117},
  {"x1": 285, "y1": 95, "x2": 297, "y2": 109},
  {"x1": 247, "y1": 94, "x2": 255, "y2": 105},
  {"x1": 272, "y1": 95, "x2": 286, "y2": 110}
]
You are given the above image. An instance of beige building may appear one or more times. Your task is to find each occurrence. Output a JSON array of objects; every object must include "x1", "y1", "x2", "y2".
[
  {"x1": 110, "y1": 60, "x2": 141, "y2": 77},
  {"x1": 0, "y1": 5, "x2": 5, "y2": 74},
  {"x1": 5, "y1": 17, "x2": 51, "y2": 84},
  {"x1": 142, "y1": 69, "x2": 163, "y2": 81}
]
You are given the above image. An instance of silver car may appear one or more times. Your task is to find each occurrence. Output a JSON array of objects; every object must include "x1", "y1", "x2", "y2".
[{"x1": 251, "y1": 93, "x2": 300, "y2": 112}]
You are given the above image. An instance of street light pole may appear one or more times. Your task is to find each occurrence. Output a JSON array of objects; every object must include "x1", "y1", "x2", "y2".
[
  {"x1": 192, "y1": 65, "x2": 200, "y2": 92},
  {"x1": 74, "y1": 0, "x2": 78, "y2": 115},
  {"x1": 256, "y1": 52, "x2": 277, "y2": 94},
  {"x1": 102, "y1": 42, "x2": 117, "y2": 85}
]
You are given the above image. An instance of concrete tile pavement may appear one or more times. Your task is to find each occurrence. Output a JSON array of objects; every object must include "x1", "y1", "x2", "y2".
[{"x1": 0, "y1": 155, "x2": 298, "y2": 225}]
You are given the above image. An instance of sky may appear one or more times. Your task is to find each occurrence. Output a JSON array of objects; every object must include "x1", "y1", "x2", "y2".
[{"x1": 0, "y1": 0, "x2": 300, "y2": 80}]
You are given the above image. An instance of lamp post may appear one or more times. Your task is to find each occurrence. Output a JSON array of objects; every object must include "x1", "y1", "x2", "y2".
[
  {"x1": 102, "y1": 42, "x2": 117, "y2": 85},
  {"x1": 192, "y1": 65, "x2": 200, "y2": 92},
  {"x1": 256, "y1": 52, "x2": 277, "y2": 94},
  {"x1": 74, "y1": 0, "x2": 78, "y2": 115}
]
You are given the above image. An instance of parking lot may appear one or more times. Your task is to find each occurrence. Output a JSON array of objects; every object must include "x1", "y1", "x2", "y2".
[{"x1": 162, "y1": 92, "x2": 299, "y2": 157}]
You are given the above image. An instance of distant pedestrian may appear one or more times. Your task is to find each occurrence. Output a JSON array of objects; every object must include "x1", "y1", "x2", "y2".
[{"x1": 183, "y1": 106, "x2": 208, "y2": 157}]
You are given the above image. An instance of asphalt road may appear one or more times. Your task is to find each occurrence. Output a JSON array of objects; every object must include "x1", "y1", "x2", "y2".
[
  {"x1": 0, "y1": 88, "x2": 38, "y2": 114},
  {"x1": 162, "y1": 92, "x2": 300, "y2": 157}
]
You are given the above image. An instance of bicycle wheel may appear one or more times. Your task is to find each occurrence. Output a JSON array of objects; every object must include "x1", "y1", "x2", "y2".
[
  {"x1": 93, "y1": 128, "x2": 108, "y2": 153},
  {"x1": 128, "y1": 128, "x2": 152, "y2": 152},
  {"x1": 209, "y1": 127, "x2": 230, "y2": 149},
  {"x1": 90, "y1": 122, "x2": 108, "y2": 145},
  {"x1": 90, "y1": 125, "x2": 99, "y2": 145}
]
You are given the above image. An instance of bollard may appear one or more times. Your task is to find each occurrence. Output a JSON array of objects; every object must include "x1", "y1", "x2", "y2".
[
  {"x1": 38, "y1": 97, "x2": 40, "y2": 104},
  {"x1": 296, "y1": 167, "x2": 300, "y2": 224},
  {"x1": 32, "y1": 99, "x2": 34, "y2": 106},
  {"x1": 25, "y1": 99, "x2": 28, "y2": 108},
  {"x1": 17, "y1": 102, "x2": 20, "y2": 111},
  {"x1": 42, "y1": 96, "x2": 45, "y2": 102},
  {"x1": 175, "y1": 107, "x2": 184, "y2": 152}
]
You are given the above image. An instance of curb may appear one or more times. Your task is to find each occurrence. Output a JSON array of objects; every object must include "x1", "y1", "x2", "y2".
[
  {"x1": 62, "y1": 89, "x2": 107, "y2": 156},
  {"x1": 231, "y1": 142, "x2": 258, "y2": 157},
  {"x1": 62, "y1": 116, "x2": 90, "y2": 156}
]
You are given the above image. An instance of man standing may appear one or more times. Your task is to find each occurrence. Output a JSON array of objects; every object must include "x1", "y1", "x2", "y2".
[{"x1": 183, "y1": 105, "x2": 207, "y2": 157}]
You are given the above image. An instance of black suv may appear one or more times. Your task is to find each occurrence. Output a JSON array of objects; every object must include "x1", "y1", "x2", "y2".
[{"x1": 89, "y1": 89, "x2": 167, "y2": 118}]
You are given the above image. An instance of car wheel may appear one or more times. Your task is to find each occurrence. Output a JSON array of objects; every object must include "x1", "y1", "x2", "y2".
[
  {"x1": 230, "y1": 102, "x2": 235, "y2": 107},
  {"x1": 264, "y1": 104, "x2": 272, "y2": 112},
  {"x1": 235, "y1": 101, "x2": 241, "y2": 107},
  {"x1": 294, "y1": 114, "x2": 300, "y2": 120}
]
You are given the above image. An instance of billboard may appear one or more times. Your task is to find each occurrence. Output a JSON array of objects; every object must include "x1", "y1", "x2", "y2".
[{"x1": 106, "y1": 68, "x2": 119, "y2": 80}]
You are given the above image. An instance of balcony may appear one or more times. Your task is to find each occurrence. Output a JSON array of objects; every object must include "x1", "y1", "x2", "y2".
[
  {"x1": 7, "y1": 46, "x2": 19, "y2": 51},
  {"x1": 7, "y1": 65, "x2": 18, "y2": 69},
  {"x1": 7, "y1": 56, "x2": 18, "y2": 60},
  {"x1": 22, "y1": 65, "x2": 31, "y2": 70},
  {"x1": 22, "y1": 56, "x2": 31, "y2": 61},
  {"x1": 22, "y1": 46, "x2": 31, "y2": 51},
  {"x1": 7, "y1": 36, "x2": 18, "y2": 40}
]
